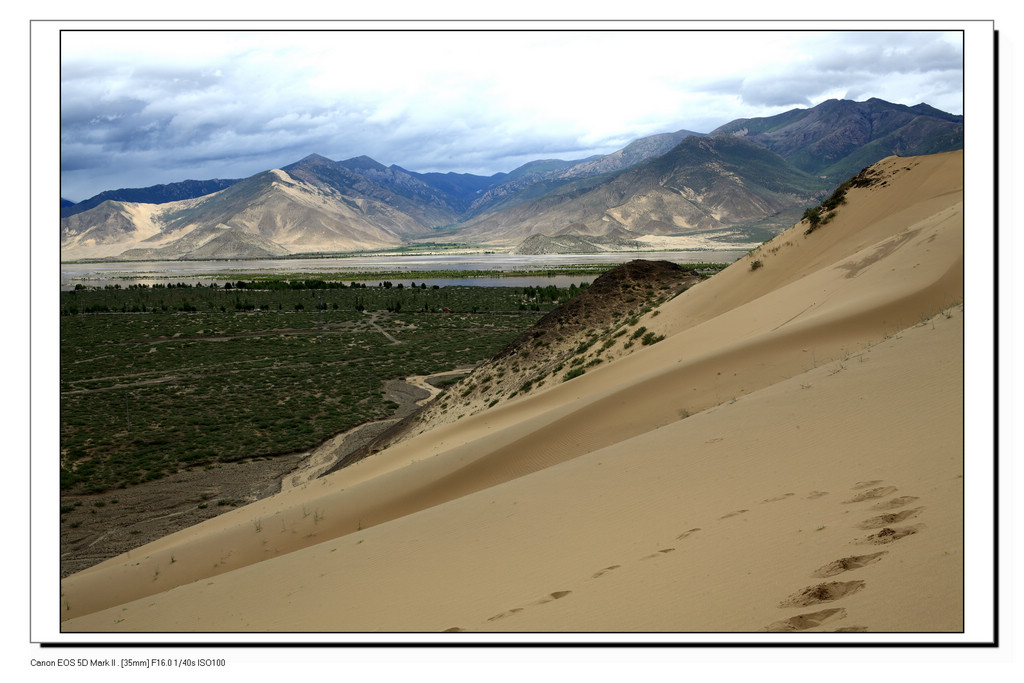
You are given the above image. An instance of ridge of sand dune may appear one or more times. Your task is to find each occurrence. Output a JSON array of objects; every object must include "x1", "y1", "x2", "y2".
[
  {"x1": 61, "y1": 305, "x2": 963, "y2": 632},
  {"x1": 60, "y1": 151, "x2": 964, "y2": 632}
]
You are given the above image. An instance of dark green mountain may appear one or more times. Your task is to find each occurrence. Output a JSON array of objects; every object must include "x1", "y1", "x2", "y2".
[{"x1": 711, "y1": 97, "x2": 963, "y2": 182}]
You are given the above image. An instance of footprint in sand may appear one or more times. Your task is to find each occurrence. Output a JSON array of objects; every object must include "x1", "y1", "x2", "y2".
[
  {"x1": 762, "y1": 493, "x2": 796, "y2": 503},
  {"x1": 778, "y1": 580, "x2": 865, "y2": 608},
  {"x1": 856, "y1": 525, "x2": 921, "y2": 545},
  {"x1": 842, "y1": 486, "x2": 898, "y2": 504},
  {"x1": 806, "y1": 491, "x2": 830, "y2": 499},
  {"x1": 536, "y1": 591, "x2": 572, "y2": 604},
  {"x1": 811, "y1": 552, "x2": 888, "y2": 578},
  {"x1": 487, "y1": 607, "x2": 525, "y2": 622},
  {"x1": 855, "y1": 507, "x2": 924, "y2": 529},
  {"x1": 762, "y1": 607, "x2": 847, "y2": 632},
  {"x1": 870, "y1": 495, "x2": 920, "y2": 511},
  {"x1": 719, "y1": 509, "x2": 748, "y2": 519},
  {"x1": 444, "y1": 627, "x2": 466, "y2": 632},
  {"x1": 592, "y1": 565, "x2": 620, "y2": 579},
  {"x1": 641, "y1": 548, "x2": 676, "y2": 560},
  {"x1": 487, "y1": 591, "x2": 572, "y2": 621},
  {"x1": 851, "y1": 480, "x2": 884, "y2": 489},
  {"x1": 676, "y1": 528, "x2": 701, "y2": 540},
  {"x1": 834, "y1": 626, "x2": 869, "y2": 632}
]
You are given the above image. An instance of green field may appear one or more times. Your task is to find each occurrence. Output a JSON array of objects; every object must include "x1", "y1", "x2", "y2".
[{"x1": 60, "y1": 280, "x2": 586, "y2": 493}]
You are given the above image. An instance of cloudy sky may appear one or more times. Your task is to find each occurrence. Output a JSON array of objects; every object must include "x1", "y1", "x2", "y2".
[{"x1": 59, "y1": 28, "x2": 964, "y2": 202}]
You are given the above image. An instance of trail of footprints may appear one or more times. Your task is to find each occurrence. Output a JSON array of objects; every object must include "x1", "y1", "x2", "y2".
[
  {"x1": 763, "y1": 480, "x2": 925, "y2": 633},
  {"x1": 484, "y1": 590, "x2": 573, "y2": 623},
  {"x1": 443, "y1": 479, "x2": 923, "y2": 632}
]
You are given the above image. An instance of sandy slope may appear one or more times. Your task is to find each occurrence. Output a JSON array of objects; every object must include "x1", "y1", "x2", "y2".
[{"x1": 60, "y1": 151, "x2": 964, "y2": 633}]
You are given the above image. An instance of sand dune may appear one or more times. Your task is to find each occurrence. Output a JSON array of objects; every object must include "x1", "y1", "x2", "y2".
[{"x1": 60, "y1": 151, "x2": 964, "y2": 634}]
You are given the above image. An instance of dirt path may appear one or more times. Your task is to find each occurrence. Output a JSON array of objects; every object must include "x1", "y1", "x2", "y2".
[
  {"x1": 404, "y1": 370, "x2": 468, "y2": 405},
  {"x1": 279, "y1": 420, "x2": 403, "y2": 492},
  {"x1": 279, "y1": 367, "x2": 471, "y2": 491},
  {"x1": 364, "y1": 311, "x2": 402, "y2": 344}
]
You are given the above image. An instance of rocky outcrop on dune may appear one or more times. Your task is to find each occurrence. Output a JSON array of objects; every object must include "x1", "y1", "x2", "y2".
[{"x1": 345, "y1": 260, "x2": 707, "y2": 457}]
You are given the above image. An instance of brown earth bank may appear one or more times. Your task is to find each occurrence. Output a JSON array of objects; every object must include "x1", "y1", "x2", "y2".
[
  {"x1": 59, "y1": 454, "x2": 304, "y2": 578},
  {"x1": 59, "y1": 371, "x2": 465, "y2": 577}
]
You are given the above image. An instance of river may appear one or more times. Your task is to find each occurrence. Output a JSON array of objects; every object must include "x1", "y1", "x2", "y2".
[{"x1": 60, "y1": 250, "x2": 746, "y2": 290}]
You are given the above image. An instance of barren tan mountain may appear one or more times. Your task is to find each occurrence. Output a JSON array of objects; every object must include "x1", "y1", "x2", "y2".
[
  {"x1": 60, "y1": 168, "x2": 438, "y2": 260},
  {"x1": 60, "y1": 151, "x2": 964, "y2": 633}
]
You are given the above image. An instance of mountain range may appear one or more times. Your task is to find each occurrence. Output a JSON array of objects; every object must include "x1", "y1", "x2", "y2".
[{"x1": 60, "y1": 98, "x2": 963, "y2": 260}]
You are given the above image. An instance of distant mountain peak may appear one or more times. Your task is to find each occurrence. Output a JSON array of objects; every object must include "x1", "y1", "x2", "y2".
[
  {"x1": 339, "y1": 155, "x2": 389, "y2": 172},
  {"x1": 295, "y1": 152, "x2": 335, "y2": 164},
  {"x1": 710, "y1": 97, "x2": 963, "y2": 181}
]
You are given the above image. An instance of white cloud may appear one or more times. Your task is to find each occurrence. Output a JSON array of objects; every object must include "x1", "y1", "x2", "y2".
[{"x1": 59, "y1": 28, "x2": 964, "y2": 201}]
